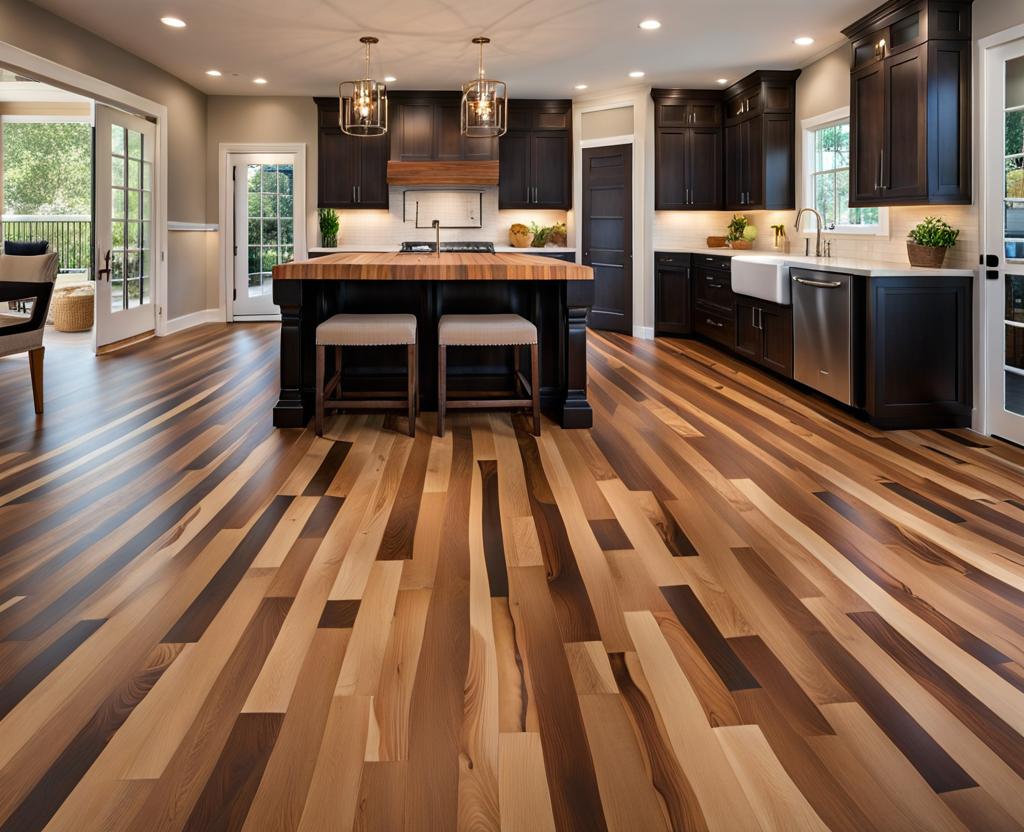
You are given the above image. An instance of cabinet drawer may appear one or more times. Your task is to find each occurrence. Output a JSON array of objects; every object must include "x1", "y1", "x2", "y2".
[
  {"x1": 693, "y1": 254, "x2": 732, "y2": 272},
  {"x1": 655, "y1": 252, "x2": 691, "y2": 267},
  {"x1": 694, "y1": 309, "x2": 734, "y2": 346},
  {"x1": 694, "y1": 268, "x2": 735, "y2": 312}
]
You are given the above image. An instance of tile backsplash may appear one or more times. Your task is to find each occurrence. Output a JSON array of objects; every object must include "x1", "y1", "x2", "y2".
[
  {"x1": 324, "y1": 187, "x2": 567, "y2": 247},
  {"x1": 653, "y1": 204, "x2": 979, "y2": 269}
]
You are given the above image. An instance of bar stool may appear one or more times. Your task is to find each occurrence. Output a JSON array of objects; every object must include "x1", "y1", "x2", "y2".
[
  {"x1": 315, "y1": 313, "x2": 418, "y2": 437},
  {"x1": 437, "y1": 313, "x2": 539, "y2": 437}
]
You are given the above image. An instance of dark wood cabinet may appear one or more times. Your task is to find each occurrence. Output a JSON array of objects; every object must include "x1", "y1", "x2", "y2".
[
  {"x1": 654, "y1": 253, "x2": 692, "y2": 335},
  {"x1": 844, "y1": 0, "x2": 972, "y2": 206},
  {"x1": 653, "y1": 90, "x2": 724, "y2": 210},
  {"x1": 723, "y1": 71, "x2": 800, "y2": 211},
  {"x1": 499, "y1": 100, "x2": 572, "y2": 210},
  {"x1": 735, "y1": 297, "x2": 794, "y2": 377},
  {"x1": 389, "y1": 92, "x2": 498, "y2": 163},
  {"x1": 315, "y1": 97, "x2": 389, "y2": 209}
]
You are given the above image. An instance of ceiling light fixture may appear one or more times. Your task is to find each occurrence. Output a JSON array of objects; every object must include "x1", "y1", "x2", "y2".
[
  {"x1": 206, "y1": 70, "x2": 222, "y2": 77},
  {"x1": 575, "y1": 84, "x2": 588, "y2": 90},
  {"x1": 160, "y1": 16, "x2": 186, "y2": 28},
  {"x1": 384, "y1": 76, "x2": 397, "y2": 83},
  {"x1": 253, "y1": 77, "x2": 268, "y2": 85},
  {"x1": 629, "y1": 70, "x2": 645, "y2": 78},
  {"x1": 639, "y1": 19, "x2": 661, "y2": 30},
  {"x1": 717, "y1": 78, "x2": 728, "y2": 85},
  {"x1": 340, "y1": 36, "x2": 388, "y2": 136},
  {"x1": 461, "y1": 37, "x2": 508, "y2": 138},
  {"x1": 794, "y1": 36, "x2": 815, "y2": 46}
]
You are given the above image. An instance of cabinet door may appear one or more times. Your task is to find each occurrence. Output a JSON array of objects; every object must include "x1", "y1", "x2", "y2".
[
  {"x1": 882, "y1": 44, "x2": 928, "y2": 200},
  {"x1": 657, "y1": 103, "x2": 689, "y2": 127},
  {"x1": 850, "y1": 62, "x2": 885, "y2": 205},
  {"x1": 688, "y1": 128, "x2": 723, "y2": 209},
  {"x1": 655, "y1": 266, "x2": 691, "y2": 335},
  {"x1": 762, "y1": 114, "x2": 794, "y2": 210},
  {"x1": 318, "y1": 129, "x2": 357, "y2": 208},
  {"x1": 724, "y1": 123, "x2": 744, "y2": 209},
  {"x1": 734, "y1": 298, "x2": 760, "y2": 359},
  {"x1": 690, "y1": 102, "x2": 721, "y2": 127},
  {"x1": 356, "y1": 133, "x2": 389, "y2": 208},
  {"x1": 394, "y1": 102, "x2": 434, "y2": 161},
  {"x1": 532, "y1": 133, "x2": 571, "y2": 209},
  {"x1": 745, "y1": 117, "x2": 764, "y2": 208},
  {"x1": 655, "y1": 129, "x2": 689, "y2": 210},
  {"x1": 760, "y1": 305, "x2": 793, "y2": 377},
  {"x1": 498, "y1": 132, "x2": 531, "y2": 208},
  {"x1": 463, "y1": 133, "x2": 498, "y2": 161},
  {"x1": 435, "y1": 103, "x2": 464, "y2": 160}
]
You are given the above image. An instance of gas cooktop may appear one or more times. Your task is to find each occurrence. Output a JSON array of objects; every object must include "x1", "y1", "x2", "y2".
[{"x1": 399, "y1": 241, "x2": 495, "y2": 254}]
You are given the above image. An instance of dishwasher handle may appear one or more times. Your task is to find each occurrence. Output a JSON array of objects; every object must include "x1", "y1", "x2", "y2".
[{"x1": 793, "y1": 275, "x2": 843, "y2": 289}]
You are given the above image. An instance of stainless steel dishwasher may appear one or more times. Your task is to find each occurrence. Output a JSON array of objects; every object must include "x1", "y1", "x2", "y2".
[{"x1": 791, "y1": 269, "x2": 856, "y2": 405}]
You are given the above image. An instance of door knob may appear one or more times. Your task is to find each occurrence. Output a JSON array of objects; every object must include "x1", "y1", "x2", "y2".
[{"x1": 97, "y1": 249, "x2": 111, "y2": 282}]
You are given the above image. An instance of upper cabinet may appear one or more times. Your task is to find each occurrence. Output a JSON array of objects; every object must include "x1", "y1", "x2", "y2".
[
  {"x1": 499, "y1": 100, "x2": 572, "y2": 210},
  {"x1": 723, "y1": 70, "x2": 801, "y2": 211},
  {"x1": 315, "y1": 97, "x2": 389, "y2": 209},
  {"x1": 653, "y1": 90, "x2": 724, "y2": 210},
  {"x1": 843, "y1": 0, "x2": 973, "y2": 207},
  {"x1": 389, "y1": 92, "x2": 499, "y2": 162}
]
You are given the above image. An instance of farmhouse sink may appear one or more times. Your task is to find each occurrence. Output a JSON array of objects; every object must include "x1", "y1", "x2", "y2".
[{"x1": 731, "y1": 255, "x2": 792, "y2": 305}]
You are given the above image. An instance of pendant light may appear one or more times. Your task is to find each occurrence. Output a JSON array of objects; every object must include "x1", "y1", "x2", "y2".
[
  {"x1": 461, "y1": 37, "x2": 508, "y2": 138},
  {"x1": 340, "y1": 36, "x2": 388, "y2": 137}
]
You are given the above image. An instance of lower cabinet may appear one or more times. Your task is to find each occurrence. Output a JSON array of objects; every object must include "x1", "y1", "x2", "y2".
[
  {"x1": 736, "y1": 296, "x2": 794, "y2": 377},
  {"x1": 694, "y1": 308, "x2": 734, "y2": 347},
  {"x1": 654, "y1": 253, "x2": 692, "y2": 335}
]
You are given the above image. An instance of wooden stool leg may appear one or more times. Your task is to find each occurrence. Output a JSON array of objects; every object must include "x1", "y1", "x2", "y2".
[
  {"x1": 437, "y1": 344, "x2": 446, "y2": 437},
  {"x1": 407, "y1": 343, "x2": 416, "y2": 437},
  {"x1": 315, "y1": 344, "x2": 325, "y2": 436},
  {"x1": 530, "y1": 342, "x2": 540, "y2": 436},
  {"x1": 29, "y1": 347, "x2": 44, "y2": 415}
]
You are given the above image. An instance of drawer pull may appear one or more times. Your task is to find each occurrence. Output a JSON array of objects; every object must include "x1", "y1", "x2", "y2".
[{"x1": 705, "y1": 318, "x2": 724, "y2": 328}]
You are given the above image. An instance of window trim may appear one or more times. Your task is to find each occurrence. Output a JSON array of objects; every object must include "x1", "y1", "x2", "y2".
[{"x1": 801, "y1": 107, "x2": 889, "y2": 238}]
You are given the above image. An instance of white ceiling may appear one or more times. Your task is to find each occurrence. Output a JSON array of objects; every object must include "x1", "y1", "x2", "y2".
[{"x1": 30, "y1": 0, "x2": 878, "y2": 97}]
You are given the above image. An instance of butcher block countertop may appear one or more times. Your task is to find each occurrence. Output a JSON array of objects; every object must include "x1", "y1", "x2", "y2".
[{"x1": 272, "y1": 251, "x2": 594, "y2": 281}]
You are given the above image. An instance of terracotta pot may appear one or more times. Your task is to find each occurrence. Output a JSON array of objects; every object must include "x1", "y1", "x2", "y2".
[
  {"x1": 729, "y1": 239, "x2": 753, "y2": 250},
  {"x1": 706, "y1": 236, "x2": 728, "y2": 248},
  {"x1": 907, "y1": 242, "x2": 947, "y2": 268}
]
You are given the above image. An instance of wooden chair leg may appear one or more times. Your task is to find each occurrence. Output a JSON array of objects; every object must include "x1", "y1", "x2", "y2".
[
  {"x1": 437, "y1": 344, "x2": 446, "y2": 437},
  {"x1": 513, "y1": 345, "x2": 521, "y2": 395},
  {"x1": 315, "y1": 344, "x2": 325, "y2": 436},
  {"x1": 530, "y1": 342, "x2": 540, "y2": 436},
  {"x1": 407, "y1": 343, "x2": 416, "y2": 437},
  {"x1": 28, "y1": 347, "x2": 44, "y2": 415}
]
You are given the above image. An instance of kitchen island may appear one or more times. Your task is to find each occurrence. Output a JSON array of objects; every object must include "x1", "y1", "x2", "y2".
[{"x1": 270, "y1": 251, "x2": 594, "y2": 429}]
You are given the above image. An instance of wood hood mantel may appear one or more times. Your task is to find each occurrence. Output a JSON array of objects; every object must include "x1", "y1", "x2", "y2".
[{"x1": 386, "y1": 160, "x2": 500, "y2": 186}]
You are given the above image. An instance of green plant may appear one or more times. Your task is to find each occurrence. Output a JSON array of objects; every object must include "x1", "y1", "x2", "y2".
[
  {"x1": 318, "y1": 208, "x2": 339, "y2": 246},
  {"x1": 529, "y1": 221, "x2": 552, "y2": 247},
  {"x1": 908, "y1": 216, "x2": 959, "y2": 248},
  {"x1": 726, "y1": 214, "x2": 750, "y2": 243}
]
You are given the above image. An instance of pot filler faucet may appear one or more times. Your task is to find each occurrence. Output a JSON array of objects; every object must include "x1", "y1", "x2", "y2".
[
  {"x1": 794, "y1": 207, "x2": 824, "y2": 257},
  {"x1": 432, "y1": 219, "x2": 441, "y2": 258}
]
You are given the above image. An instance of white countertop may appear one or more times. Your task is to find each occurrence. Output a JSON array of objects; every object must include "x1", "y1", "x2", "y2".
[
  {"x1": 309, "y1": 245, "x2": 576, "y2": 255},
  {"x1": 732, "y1": 253, "x2": 976, "y2": 278}
]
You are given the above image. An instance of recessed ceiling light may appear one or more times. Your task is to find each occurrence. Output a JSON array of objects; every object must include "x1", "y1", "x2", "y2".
[
  {"x1": 794, "y1": 36, "x2": 815, "y2": 46},
  {"x1": 253, "y1": 77, "x2": 268, "y2": 85},
  {"x1": 639, "y1": 19, "x2": 661, "y2": 30},
  {"x1": 629, "y1": 70, "x2": 645, "y2": 78},
  {"x1": 575, "y1": 83, "x2": 588, "y2": 90},
  {"x1": 717, "y1": 78, "x2": 729, "y2": 85},
  {"x1": 206, "y1": 69, "x2": 222, "y2": 77},
  {"x1": 160, "y1": 16, "x2": 186, "y2": 28},
  {"x1": 384, "y1": 76, "x2": 397, "y2": 83}
]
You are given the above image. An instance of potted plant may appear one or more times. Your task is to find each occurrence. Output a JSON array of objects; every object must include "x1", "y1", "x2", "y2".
[
  {"x1": 907, "y1": 216, "x2": 959, "y2": 268},
  {"x1": 726, "y1": 214, "x2": 757, "y2": 250},
  {"x1": 319, "y1": 208, "x2": 339, "y2": 249}
]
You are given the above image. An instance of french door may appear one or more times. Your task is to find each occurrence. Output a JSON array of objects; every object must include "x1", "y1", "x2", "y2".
[
  {"x1": 984, "y1": 37, "x2": 1024, "y2": 444},
  {"x1": 94, "y1": 105, "x2": 156, "y2": 350},
  {"x1": 230, "y1": 153, "x2": 301, "y2": 320}
]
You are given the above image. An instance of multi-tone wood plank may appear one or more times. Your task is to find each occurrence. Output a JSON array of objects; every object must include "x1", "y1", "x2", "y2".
[{"x1": 0, "y1": 324, "x2": 1022, "y2": 831}]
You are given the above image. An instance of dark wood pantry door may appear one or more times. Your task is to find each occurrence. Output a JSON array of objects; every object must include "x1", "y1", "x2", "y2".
[{"x1": 582, "y1": 145, "x2": 633, "y2": 333}]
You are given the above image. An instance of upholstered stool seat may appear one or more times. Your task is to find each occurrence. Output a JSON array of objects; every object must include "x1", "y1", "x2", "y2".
[
  {"x1": 436, "y1": 313, "x2": 540, "y2": 437},
  {"x1": 315, "y1": 313, "x2": 418, "y2": 438}
]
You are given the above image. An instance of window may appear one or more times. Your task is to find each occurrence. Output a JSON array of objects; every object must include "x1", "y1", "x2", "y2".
[{"x1": 803, "y1": 111, "x2": 887, "y2": 235}]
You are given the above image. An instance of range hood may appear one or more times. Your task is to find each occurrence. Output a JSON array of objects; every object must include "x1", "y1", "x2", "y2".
[{"x1": 386, "y1": 160, "x2": 499, "y2": 186}]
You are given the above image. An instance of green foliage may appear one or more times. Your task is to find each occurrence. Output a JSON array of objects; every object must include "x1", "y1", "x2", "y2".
[
  {"x1": 529, "y1": 221, "x2": 551, "y2": 247},
  {"x1": 726, "y1": 214, "x2": 750, "y2": 242},
  {"x1": 2, "y1": 122, "x2": 92, "y2": 215},
  {"x1": 319, "y1": 208, "x2": 339, "y2": 245},
  {"x1": 908, "y1": 216, "x2": 960, "y2": 249}
]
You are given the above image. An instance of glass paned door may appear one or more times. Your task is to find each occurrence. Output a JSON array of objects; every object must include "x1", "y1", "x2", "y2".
[
  {"x1": 231, "y1": 153, "x2": 300, "y2": 319},
  {"x1": 986, "y1": 43, "x2": 1024, "y2": 443},
  {"x1": 94, "y1": 105, "x2": 156, "y2": 350}
]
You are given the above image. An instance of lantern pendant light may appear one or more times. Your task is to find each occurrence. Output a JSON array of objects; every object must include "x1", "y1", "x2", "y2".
[
  {"x1": 340, "y1": 36, "x2": 388, "y2": 137},
  {"x1": 461, "y1": 37, "x2": 508, "y2": 138}
]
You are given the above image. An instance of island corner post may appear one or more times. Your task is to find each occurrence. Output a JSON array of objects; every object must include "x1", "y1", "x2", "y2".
[{"x1": 270, "y1": 251, "x2": 594, "y2": 430}]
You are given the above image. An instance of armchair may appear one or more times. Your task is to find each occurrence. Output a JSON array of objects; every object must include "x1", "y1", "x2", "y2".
[{"x1": 0, "y1": 253, "x2": 59, "y2": 413}]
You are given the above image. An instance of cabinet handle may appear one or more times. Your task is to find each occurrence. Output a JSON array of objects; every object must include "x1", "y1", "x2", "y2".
[
  {"x1": 706, "y1": 318, "x2": 724, "y2": 328},
  {"x1": 357, "y1": 185, "x2": 361, "y2": 203},
  {"x1": 879, "y1": 148, "x2": 887, "y2": 190},
  {"x1": 352, "y1": 185, "x2": 357, "y2": 203}
]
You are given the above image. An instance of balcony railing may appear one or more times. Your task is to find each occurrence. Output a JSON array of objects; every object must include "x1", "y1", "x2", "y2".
[{"x1": 1, "y1": 215, "x2": 92, "y2": 278}]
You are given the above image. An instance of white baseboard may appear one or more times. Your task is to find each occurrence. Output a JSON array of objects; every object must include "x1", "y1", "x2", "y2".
[
  {"x1": 632, "y1": 326, "x2": 654, "y2": 340},
  {"x1": 165, "y1": 308, "x2": 224, "y2": 334}
]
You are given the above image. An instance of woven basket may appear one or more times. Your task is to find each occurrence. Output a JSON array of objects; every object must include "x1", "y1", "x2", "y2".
[
  {"x1": 706, "y1": 236, "x2": 728, "y2": 248},
  {"x1": 906, "y1": 242, "x2": 947, "y2": 268},
  {"x1": 52, "y1": 284, "x2": 95, "y2": 332},
  {"x1": 509, "y1": 229, "x2": 533, "y2": 248}
]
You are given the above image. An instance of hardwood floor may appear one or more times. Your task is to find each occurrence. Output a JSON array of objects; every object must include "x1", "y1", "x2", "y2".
[{"x1": 1, "y1": 323, "x2": 1023, "y2": 831}]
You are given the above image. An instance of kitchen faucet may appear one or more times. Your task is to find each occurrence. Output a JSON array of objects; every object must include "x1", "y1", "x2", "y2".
[
  {"x1": 432, "y1": 219, "x2": 441, "y2": 258},
  {"x1": 794, "y1": 207, "x2": 824, "y2": 257}
]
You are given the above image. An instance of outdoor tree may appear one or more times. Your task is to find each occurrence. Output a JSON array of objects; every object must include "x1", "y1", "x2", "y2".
[{"x1": 2, "y1": 122, "x2": 91, "y2": 215}]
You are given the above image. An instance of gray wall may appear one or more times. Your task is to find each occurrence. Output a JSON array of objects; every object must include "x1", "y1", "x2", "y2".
[{"x1": 0, "y1": 0, "x2": 209, "y2": 318}]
